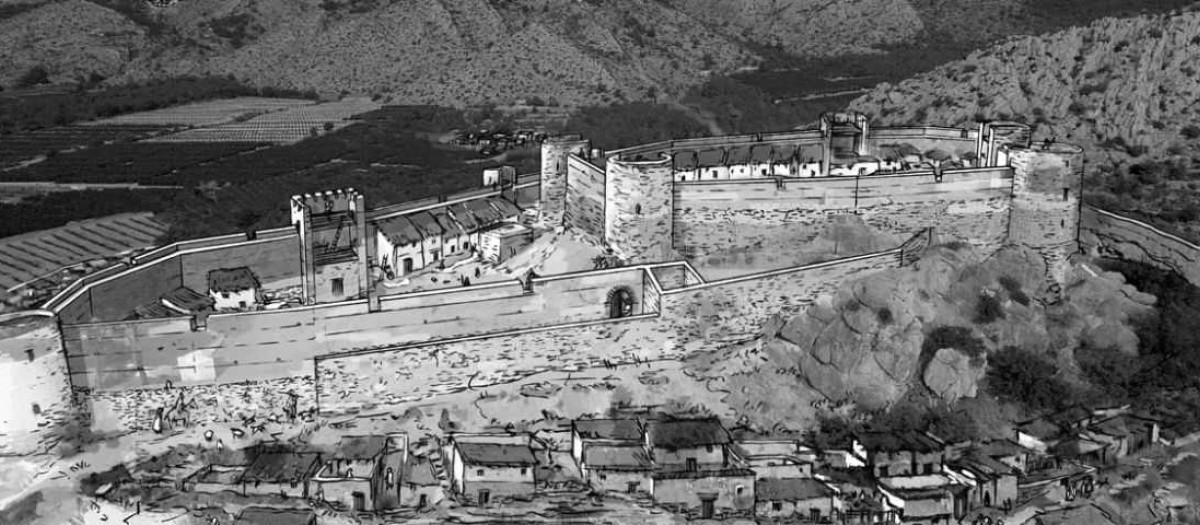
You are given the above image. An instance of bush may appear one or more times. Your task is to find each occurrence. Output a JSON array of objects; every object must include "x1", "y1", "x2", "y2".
[
  {"x1": 998, "y1": 276, "x2": 1031, "y2": 306},
  {"x1": 1181, "y1": 125, "x2": 1200, "y2": 139},
  {"x1": 974, "y1": 292, "x2": 1005, "y2": 323},
  {"x1": 985, "y1": 346, "x2": 1078, "y2": 412},
  {"x1": 16, "y1": 65, "x2": 50, "y2": 88}
]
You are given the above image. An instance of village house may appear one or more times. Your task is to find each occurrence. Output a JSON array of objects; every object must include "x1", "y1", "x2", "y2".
[
  {"x1": 311, "y1": 434, "x2": 407, "y2": 512},
  {"x1": 571, "y1": 418, "x2": 645, "y2": 466},
  {"x1": 207, "y1": 267, "x2": 262, "y2": 310},
  {"x1": 407, "y1": 211, "x2": 446, "y2": 267},
  {"x1": 652, "y1": 467, "x2": 757, "y2": 519},
  {"x1": 479, "y1": 223, "x2": 533, "y2": 264},
  {"x1": 853, "y1": 430, "x2": 946, "y2": 479},
  {"x1": 731, "y1": 434, "x2": 816, "y2": 480},
  {"x1": 816, "y1": 466, "x2": 900, "y2": 524},
  {"x1": 1080, "y1": 413, "x2": 1163, "y2": 461},
  {"x1": 374, "y1": 215, "x2": 424, "y2": 278},
  {"x1": 645, "y1": 418, "x2": 734, "y2": 471},
  {"x1": 444, "y1": 433, "x2": 539, "y2": 505},
  {"x1": 580, "y1": 444, "x2": 654, "y2": 494},
  {"x1": 400, "y1": 455, "x2": 443, "y2": 509},
  {"x1": 755, "y1": 477, "x2": 842, "y2": 520},
  {"x1": 878, "y1": 475, "x2": 970, "y2": 525},
  {"x1": 947, "y1": 452, "x2": 1019, "y2": 511},
  {"x1": 445, "y1": 203, "x2": 484, "y2": 250},
  {"x1": 239, "y1": 451, "x2": 323, "y2": 498}
]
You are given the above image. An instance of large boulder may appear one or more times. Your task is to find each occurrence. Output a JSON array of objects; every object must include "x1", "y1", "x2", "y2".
[{"x1": 923, "y1": 347, "x2": 986, "y2": 402}]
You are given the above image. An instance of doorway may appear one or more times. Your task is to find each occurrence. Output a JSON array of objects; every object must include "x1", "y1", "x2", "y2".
[
  {"x1": 402, "y1": 257, "x2": 414, "y2": 274},
  {"x1": 418, "y1": 493, "x2": 428, "y2": 508},
  {"x1": 478, "y1": 489, "x2": 491, "y2": 506},
  {"x1": 607, "y1": 287, "x2": 636, "y2": 318},
  {"x1": 351, "y1": 491, "x2": 366, "y2": 512},
  {"x1": 700, "y1": 497, "x2": 715, "y2": 519}
]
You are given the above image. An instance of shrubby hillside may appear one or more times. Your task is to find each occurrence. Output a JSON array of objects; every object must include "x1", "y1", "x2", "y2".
[
  {"x1": 1, "y1": 0, "x2": 1193, "y2": 107},
  {"x1": 846, "y1": 8, "x2": 1200, "y2": 240}
]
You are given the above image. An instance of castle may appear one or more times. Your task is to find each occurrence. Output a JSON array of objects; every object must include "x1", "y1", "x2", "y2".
[{"x1": 6, "y1": 110, "x2": 1173, "y2": 455}]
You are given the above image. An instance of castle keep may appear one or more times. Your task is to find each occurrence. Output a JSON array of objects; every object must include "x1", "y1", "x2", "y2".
[{"x1": 8, "y1": 111, "x2": 1162, "y2": 448}]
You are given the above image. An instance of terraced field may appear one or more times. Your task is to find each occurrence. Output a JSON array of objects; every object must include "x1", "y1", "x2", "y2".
[
  {"x1": 79, "y1": 97, "x2": 317, "y2": 127},
  {"x1": 0, "y1": 213, "x2": 168, "y2": 291},
  {"x1": 0, "y1": 125, "x2": 179, "y2": 169},
  {"x1": 143, "y1": 97, "x2": 383, "y2": 144},
  {"x1": 0, "y1": 142, "x2": 267, "y2": 184}
]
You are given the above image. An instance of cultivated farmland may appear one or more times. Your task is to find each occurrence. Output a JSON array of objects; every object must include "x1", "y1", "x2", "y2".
[
  {"x1": 143, "y1": 97, "x2": 383, "y2": 144},
  {"x1": 0, "y1": 125, "x2": 179, "y2": 169},
  {"x1": 79, "y1": 97, "x2": 318, "y2": 128},
  {"x1": 0, "y1": 212, "x2": 168, "y2": 291},
  {"x1": 0, "y1": 142, "x2": 267, "y2": 184}
]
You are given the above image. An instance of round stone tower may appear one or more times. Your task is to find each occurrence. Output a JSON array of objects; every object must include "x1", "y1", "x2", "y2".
[
  {"x1": 0, "y1": 310, "x2": 76, "y2": 455},
  {"x1": 1005, "y1": 142, "x2": 1084, "y2": 288},
  {"x1": 605, "y1": 154, "x2": 675, "y2": 264},
  {"x1": 539, "y1": 136, "x2": 590, "y2": 226}
]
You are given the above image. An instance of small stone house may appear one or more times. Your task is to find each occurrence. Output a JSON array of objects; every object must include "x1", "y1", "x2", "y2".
[
  {"x1": 570, "y1": 418, "x2": 645, "y2": 467},
  {"x1": 852, "y1": 430, "x2": 946, "y2": 479},
  {"x1": 207, "y1": 267, "x2": 262, "y2": 310},
  {"x1": 400, "y1": 455, "x2": 443, "y2": 509},
  {"x1": 445, "y1": 435, "x2": 539, "y2": 505},
  {"x1": 311, "y1": 434, "x2": 407, "y2": 512},
  {"x1": 755, "y1": 477, "x2": 841, "y2": 520},
  {"x1": 580, "y1": 444, "x2": 654, "y2": 494},
  {"x1": 645, "y1": 418, "x2": 733, "y2": 471},
  {"x1": 652, "y1": 467, "x2": 756, "y2": 518}
]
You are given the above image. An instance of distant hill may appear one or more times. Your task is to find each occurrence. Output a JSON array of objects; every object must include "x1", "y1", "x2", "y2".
[
  {"x1": 2, "y1": 0, "x2": 1194, "y2": 107},
  {"x1": 846, "y1": 7, "x2": 1200, "y2": 242}
]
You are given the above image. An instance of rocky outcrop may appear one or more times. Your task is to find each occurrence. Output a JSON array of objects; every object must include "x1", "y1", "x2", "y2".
[
  {"x1": 698, "y1": 243, "x2": 1158, "y2": 430},
  {"x1": 923, "y1": 348, "x2": 984, "y2": 402}
]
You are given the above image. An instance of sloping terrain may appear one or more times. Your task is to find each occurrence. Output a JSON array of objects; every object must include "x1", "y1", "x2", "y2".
[{"x1": 847, "y1": 8, "x2": 1200, "y2": 164}]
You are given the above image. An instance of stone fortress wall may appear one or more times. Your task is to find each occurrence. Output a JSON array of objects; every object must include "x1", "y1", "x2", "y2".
[{"x1": 7, "y1": 113, "x2": 1199, "y2": 444}]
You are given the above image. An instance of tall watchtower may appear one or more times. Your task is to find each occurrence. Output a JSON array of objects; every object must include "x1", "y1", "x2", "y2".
[
  {"x1": 820, "y1": 112, "x2": 871, "y2": 176},
  {"x1": 605, "y1": 153, "x2": 674, "y2": 263},
  {"x1": 1004, "y1": 142, "x2": 1084, "y2": 288},
  {"x1": 540, "y1": 135, "x2": 590, "y2": 226},
  {"x1": 290, "y1": 189, "x2": 369, "y2": 305}
]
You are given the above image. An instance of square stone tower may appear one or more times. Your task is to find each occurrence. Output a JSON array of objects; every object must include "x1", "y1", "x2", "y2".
[{"x1": 290, "y1": 189, "x2": 370, "y2": 305}]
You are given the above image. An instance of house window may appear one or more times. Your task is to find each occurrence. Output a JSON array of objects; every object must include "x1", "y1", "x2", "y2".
[
  {"x1": 771, "y1": 501, "x2": 782, "y2": 511},
  {"x1": 599, "y1": 474, "x2": 607, "y2": 481},
  {"x1": 238, "y1": 301, "x2": 247, "y2": 309},
  {"x1": 25, "y1": 349, "x2": 34, "y2": 362},
  {"x1": 706, "y1": 445, "x2": 714, "y2": 453},
  {"x1": 477, "y1": 469, "x2": 484, "y2": 476},
  {"x1": 31, "y1": 403, "x2": 41, "y2": 415},
  {"x1": 520, "y1": 468, "x2": 527, "y2": 475},
  {"x1": 221, "y1": 292, "x2": 230, "y2": 299},
  {"x1": 711, "y1": 171, "x2": 717, "y2": 179},
  {"x1": 736, "y1": 485, "x2": 745, "y2": 495},
  {"x1": 331, "y1": 278, "x2": 344, "y2": 297},
  {"x1": 686, "y1": 458, "x2": 698, "y2": 472},
  {"x1": 879, "y1": 465, "x2": 889, "y2": 477}
]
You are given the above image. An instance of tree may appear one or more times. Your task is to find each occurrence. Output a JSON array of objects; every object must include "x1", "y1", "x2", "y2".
[{"x1": 984, "y1": 346, "x2": 1076, "y2": 412}]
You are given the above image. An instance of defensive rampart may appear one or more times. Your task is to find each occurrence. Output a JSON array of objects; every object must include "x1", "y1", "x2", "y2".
[
  {"x1": 672, "y1": 167, "x2": 1013, "y2": 267},
  {"x1": 314, "y1": 249, "x2": 905, "y2": 415},
  {"x1": 51, "y1": 233, "x2": 300, "y2": 325},
  {"x1": 1080, "y1": 206, "x2": 1200, "y2": 285},
  {"x1": 61, "y1": 266, "x2": 652, "y2": 391}
]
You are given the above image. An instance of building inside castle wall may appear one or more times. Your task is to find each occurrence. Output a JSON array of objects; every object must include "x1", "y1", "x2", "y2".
[{"x1": 564, "y1": 155, "x2": 606, "y2": 241}]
